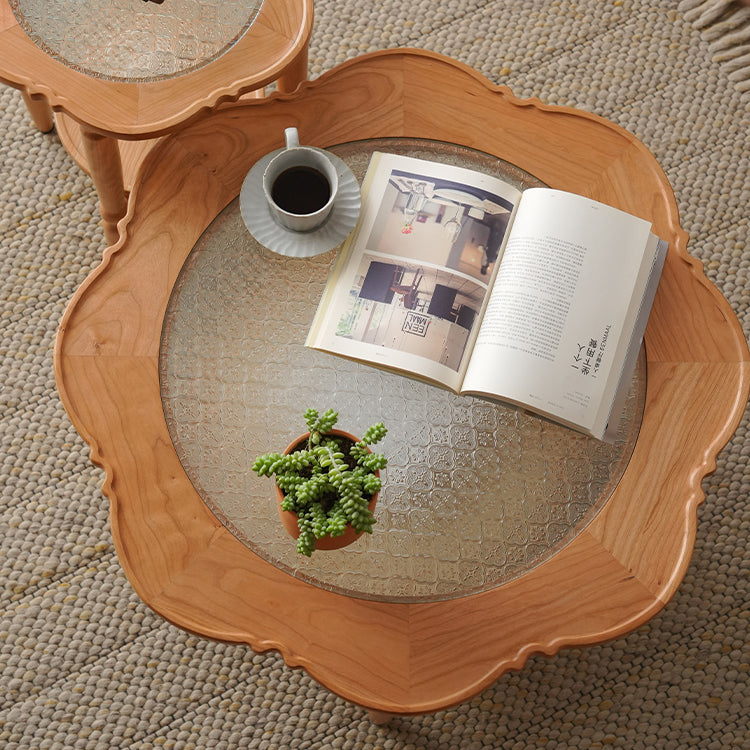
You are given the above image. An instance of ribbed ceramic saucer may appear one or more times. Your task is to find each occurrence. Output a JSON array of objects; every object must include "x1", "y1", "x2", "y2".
[{"x1": 240, "y1": 148, "x2": 361, "y2": 257}]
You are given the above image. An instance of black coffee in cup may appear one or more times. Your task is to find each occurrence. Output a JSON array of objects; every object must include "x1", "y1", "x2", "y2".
[{"x1": 271, "y1": 166, "x2": 331, "y2": 216}]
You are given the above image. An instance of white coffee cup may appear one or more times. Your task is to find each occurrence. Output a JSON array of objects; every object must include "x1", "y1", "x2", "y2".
[{"x1": 262, "y1": 128, "x2": 339, "y2": 232}]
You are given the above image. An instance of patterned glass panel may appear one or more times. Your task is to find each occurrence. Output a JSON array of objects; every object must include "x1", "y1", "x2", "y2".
[
  {"x1": 11, "y1": 0, "x2": 263, "y2": 81},
  {"x1": 159, "y1": 139, "x2": 645, "y2": 603}
]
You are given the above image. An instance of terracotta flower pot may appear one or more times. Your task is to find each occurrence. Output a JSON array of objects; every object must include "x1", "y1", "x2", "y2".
[{"x1": 276, "y1": 429, "x2": 379, "y2": 551}]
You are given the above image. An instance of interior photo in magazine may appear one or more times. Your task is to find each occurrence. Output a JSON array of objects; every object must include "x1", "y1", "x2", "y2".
[{"x1": 328, "y1": 166, "x2": 516, "y2": 373}]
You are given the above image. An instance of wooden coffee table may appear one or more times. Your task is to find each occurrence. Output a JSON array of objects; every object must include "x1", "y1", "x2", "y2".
[
  {"x1": 0, "y1": 0, "x2": 313, "y2": 244},
  {"x1": 54, "y1": 50, "x2": 750, "y2": 719}
]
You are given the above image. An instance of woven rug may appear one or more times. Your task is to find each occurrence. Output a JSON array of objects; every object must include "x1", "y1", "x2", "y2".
[{"x1": 1, "y1": 1, "x2": 748, "y2": 748}]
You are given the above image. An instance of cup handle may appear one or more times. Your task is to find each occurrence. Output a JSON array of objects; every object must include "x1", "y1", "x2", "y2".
[{"x1": 284, "y1": 127, "x2": 299, "y2": 150}]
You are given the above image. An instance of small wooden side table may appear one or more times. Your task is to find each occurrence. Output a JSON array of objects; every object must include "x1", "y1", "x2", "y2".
[
  {"x1": 0, "y1": 0, "x2": 313, "y2": 244},
  {"x1": 54, "y1": 50, "x2": 750, "y2": 718}
]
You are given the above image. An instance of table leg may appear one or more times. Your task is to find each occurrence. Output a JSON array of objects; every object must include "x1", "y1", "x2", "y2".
[
  {"x1": 234, "y1": 88, "x2": 266, "y2": 101},
  {"x1": 276, "y1": 45, "x2": 309, "y2": 93},
  {"x1": 80, "y1": 126, "x2": 128, "y2": 245},
  {"x1": 366, "y1": 709, "x2": 396, "y2": 725},
  {"x1": 21, "y1": 91, "x2": 54, "y2": 133}
]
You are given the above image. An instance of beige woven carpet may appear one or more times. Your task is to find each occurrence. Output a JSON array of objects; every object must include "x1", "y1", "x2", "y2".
[{"x1": 1, "y1": 1, "x2": 749, "y2": 748}]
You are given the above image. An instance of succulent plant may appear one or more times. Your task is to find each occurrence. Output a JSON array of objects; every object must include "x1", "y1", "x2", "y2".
[{"x1": 252, "y1": 408, "x2": 387, "y2": 556}]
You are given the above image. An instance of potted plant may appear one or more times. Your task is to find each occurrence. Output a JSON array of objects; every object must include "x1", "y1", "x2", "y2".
[{"x1": 252, "y1": 408, "x2": 387, "y2": 556}]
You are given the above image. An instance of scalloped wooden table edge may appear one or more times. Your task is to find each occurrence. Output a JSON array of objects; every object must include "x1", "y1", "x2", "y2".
[
  {"x1": 54, "y1": 49, "x2": 750, "y2": 715},
  {"x1": 0, "y1": 0, "x2": 313, "y2": 136}
]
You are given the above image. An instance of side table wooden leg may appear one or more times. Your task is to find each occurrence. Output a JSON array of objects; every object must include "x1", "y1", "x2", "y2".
[
  {"x1": 21, "y1": 91, "x2": 54, "y2": 133},
  {"x1": 80, "y1": 126, "x2": 128, "y2": 245},
  {"x1": 366, "y1": 709, "x2": 396, "y2": 725},
  {"x1": 276, "y1": 45, "x2": 309, "y2": 93}
]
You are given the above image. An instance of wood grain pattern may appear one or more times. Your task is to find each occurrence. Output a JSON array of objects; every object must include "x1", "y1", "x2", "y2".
[
  {"x1": 0, "y1": 0, "x2": 313, "y2": 135},
  {"x1": 54, "y1": 49, "x2": 750, "y2": 715},
  {"x1": 53, "y1": 114, "x2": 162, "y2": 194},
  {"x1": 0, "y1": 0, "x2": 313, "y2": 243},
  {"x1": 20, "y1": 90, "x2": 53, "y2": 132}
]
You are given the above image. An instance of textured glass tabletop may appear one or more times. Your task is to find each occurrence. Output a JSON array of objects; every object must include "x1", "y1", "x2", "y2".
[
  {"x1": 159, "y1": 138, "x2": 645, "y2": 603},
  {"x1": 11, "y1": 0, "x2": 263, "y2": 82}
]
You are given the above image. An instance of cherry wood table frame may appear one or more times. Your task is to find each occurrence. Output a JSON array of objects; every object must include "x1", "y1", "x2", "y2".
[
  {"x1": 54, "y1": 50, "x2": 750, "y2": 718},
  {"x1": 0, "y1": 0, "x2": 313, "y2": 244}
]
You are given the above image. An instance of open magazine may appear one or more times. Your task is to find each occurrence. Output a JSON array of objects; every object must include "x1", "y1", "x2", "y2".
[{"x1": 306, "y1": 152, "x2": 668, "y2": 441}]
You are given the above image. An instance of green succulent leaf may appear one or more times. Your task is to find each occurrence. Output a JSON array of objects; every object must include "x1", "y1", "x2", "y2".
[{"x1": 252, "y1": 409, "x2": 387, "y2": 556}]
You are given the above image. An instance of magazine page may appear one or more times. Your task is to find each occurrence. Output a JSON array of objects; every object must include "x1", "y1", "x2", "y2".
[
  {"x1": 461, "y1": 188, "x2": 657, "y2": 437},
  {"x1": 306, "y1": 152, "x2": 522, "y2": 391},
  {"x1": 597, "y1": 235, "x2": 667, "y2": 440}
]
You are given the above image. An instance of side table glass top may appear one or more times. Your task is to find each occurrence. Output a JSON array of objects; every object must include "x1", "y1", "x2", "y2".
[
  {"x1": 159, "y1": 139, "x2": 646, "y2": 603},
  {"x1": 10, "y1": 0, "x2": 263, "y2": 81}
]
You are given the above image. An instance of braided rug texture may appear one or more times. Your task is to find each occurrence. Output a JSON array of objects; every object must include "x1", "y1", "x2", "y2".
[{"x1": 1, "y1": 1, "x2": 748, "y2": 748}]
